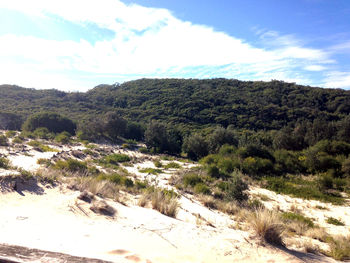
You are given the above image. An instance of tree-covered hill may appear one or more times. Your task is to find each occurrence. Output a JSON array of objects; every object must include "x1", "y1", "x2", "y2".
[{"x1": 1, "y1": 78, "x2": 350, "y2": 131}]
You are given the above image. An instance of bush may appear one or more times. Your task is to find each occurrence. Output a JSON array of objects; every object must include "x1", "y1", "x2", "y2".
[
  {"x1": 207, "y1": 165, "x2": 220, "y2": 178},
  {"x1": 182, "y1": 133, "x2": 208, "y2": 161},
  {"x1": 0, "y1": 135, "x2": 8, "y2": 146},
  {"x1": 54, "y1": 158, "x2": 88, "y2": 173},
  {"x1": 326, "y1": 217, "x2": 345, "y2": 226},
  {"x1": 0, "y1": 157, "x2": 9, "y2": 169},
  {"x1": 164, "y1": 162, "x2": 181, "y2": 169},
  {"x1": 5, "y1": 130, "x2": 16, "y2": 138},
  {"x1": 103, "y1": 154, "x2": 131, "y2": 165},
  {"x1": 281, "y1": 212, "x2": 314, "y2": 228},
  {"x1": 183, "y1": 174, "x2": 202, "y2": 187},
  {"x1": 33, "y1": 127, "x2": 54, "y2": 139},
  {"x1": 194, "y1": 183, "x2": 211, "y2": 195},
  {"x1": 22, "y1": 112, "x2": 76, "y2": 135},
  {"x1": 225, "y1": 172, "x2": 248, "y2": 202},
  {"x1": 242, "y1": 157, "x2": 273, "y2": 176},
  {"x1": 55, "y1": 131, "x2": 71, "y2": 144},
  {"x1": 12, "y1": 137, "x2": 23, "y2": 144},
  {"x1": 139, "y1": 168, "x2": 162, "y2": 174}
]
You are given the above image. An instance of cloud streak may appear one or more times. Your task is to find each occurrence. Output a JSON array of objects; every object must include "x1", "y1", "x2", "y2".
[{"x1": 0, "y1": 0, "x2": 348, "y2": 91}]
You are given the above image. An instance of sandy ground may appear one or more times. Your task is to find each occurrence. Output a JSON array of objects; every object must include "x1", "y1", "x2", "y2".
[
  {"x1": 0, "y1": 184, "x2": 333, "y2": 263},
  {"x1": 0, "y1": 136, "x2": 343, "y2": 262},
  {"x1": 249, "y1": 187, "x2": 350, "y2": 237}
]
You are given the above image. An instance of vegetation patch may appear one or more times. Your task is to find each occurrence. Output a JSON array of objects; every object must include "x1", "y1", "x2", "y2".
[
  {"x1": 53, "y1": 158, "x2": 88, "y2": 173},
  {"x1": 27, "y1": 140, "x2": 57, "y2": 152},
  {"x1": 164, "y1": 162, "x2": 181, "y2": 169},
  {"x1": 0, "y1": 157, "x2": 10, "y2": 169},
  {"x1": 326, "y1": 217, "x2": 345, "y2": 226},
  {"x1": 138, "y1": 167, "x2": 162, "y2": 174},
  {"x1": 281, "y1": 212, "x2": 314, "y2": 228},
  {"x1": 263, "y1": 176, "x2": 345, "y2": 205}
]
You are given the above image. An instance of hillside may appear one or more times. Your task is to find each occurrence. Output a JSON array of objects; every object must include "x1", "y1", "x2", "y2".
[{"x1": 1, "y1": 79, "x2": 350, "y2": 131}]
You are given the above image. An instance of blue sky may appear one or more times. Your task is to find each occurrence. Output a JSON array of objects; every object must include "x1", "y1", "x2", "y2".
[{"x1": 0, "y1": 0, "x2": 349, "y2": 91}]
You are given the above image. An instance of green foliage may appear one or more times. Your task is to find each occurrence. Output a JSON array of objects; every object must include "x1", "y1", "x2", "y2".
[
  {"x1": 242, "y1": 156, "x2": 274, "y2": 176},
  {"x1": 97, "y1": 173, "x2": 134, "y2": 187},
  {"x1": 194, "y1": 183, "x2": 211, "y2": 195},
  {"x1": 207, "y1": 165, "x2": 221, "y2": 178},
  {"x1": 326, "y1": 217, "x2": 345, "y2": 226},
  {"x1": 164, "y1": 162, "x2": 181, "y2": 169},
  {"x1": 207, "y1": 126, "x2": 238, "y2": 153},
  {"x1": 102, "y1": 154, "x2": 131, "y2": 166},
  {"x1": 281, "y1": 212, "x2": 314, "y2": 228},
  {"x1": 22, "y1": 112, "x2": 76, "y2": 135},
  {"x1": 264, "y1": 176, "x2": 345, "y2": 205},
  {"x1": 54, "y1": 158, "x2": 88, "y2": 173},
  {"x1": 144, "y1": 121, "x2": 182, "y2": 154},
  {"x1": 0, "y1": 135, "x2": 8, "y2": 146},
  {"x1": 33, "y1": 127, "x2": 54, "y2": 140},
  {"x1": 0, "y1": 157, "x2": 9, "y2": 169},
  {"x1": 12, "y1": 136, "x2": 23, "y2": 144},
  {"x1": 224, "y1": 172, "x2": 248, "y2": 202},
  {"x1": 27, "y1": 140, "x2": 57, "y2": 152},
  {"x1": 5, "y1": 130, "x2": 16, "y2": 138},
  {"x1": 138, "y1": 168, "x2": 162, "y2": 174},
  {"x1": 55, "y1": 131, "x2": 71, "y2": 144},
  {"x1": 182, "y1": 133, "x2": 208, "y2": 160},
  {"x1": 183, "y1": 174, "x2": 203, "y2": 187}
]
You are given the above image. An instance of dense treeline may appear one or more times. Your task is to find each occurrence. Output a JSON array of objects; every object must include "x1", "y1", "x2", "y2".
[
  {"x1": 2, "y1": 78, "x2": 350, "y2": 132},
  {"x1": 2, "y1": 78, "x2": 350, "y2": 195}
]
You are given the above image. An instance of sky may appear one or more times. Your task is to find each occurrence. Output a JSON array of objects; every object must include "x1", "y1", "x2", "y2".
[{"x1": 0, "y1": 0, "x2": 350, "y2": 92}]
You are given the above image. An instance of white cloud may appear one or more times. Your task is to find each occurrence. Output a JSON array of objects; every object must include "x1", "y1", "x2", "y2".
[
  {"x1": 323, "y1": 71, "x2": 350, "y2": 89},
  {"x1": 304, "y1": 65, "x2": 327, "y2": 71},
  {"x1": 0, "y1": 0, "x2": 338, "y2": 91}
]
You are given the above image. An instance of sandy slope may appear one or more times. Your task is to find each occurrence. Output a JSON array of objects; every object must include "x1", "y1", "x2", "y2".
[
  {"x1": 0, "y1": 184, "x2": 327, "y2": 263},
  {"x1": 0, "y1": 136, "x2": 342, "y2": 262}
]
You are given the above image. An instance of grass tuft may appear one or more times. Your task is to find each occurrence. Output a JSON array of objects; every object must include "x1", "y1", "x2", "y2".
[{"x1": 249, "y1": 208, "x2": 285, "y2": 245}]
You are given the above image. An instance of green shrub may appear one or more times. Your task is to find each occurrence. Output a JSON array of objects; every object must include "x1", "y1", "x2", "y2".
[
  {"x1": 102, "y1": 154, "x2": 131, "y2": 166},
  {"x1": 318, "y1": 173, "x2": 334, "y2": 190},
  {"x1": 28, "y1": 140, "x2": 57, "y2": 152},
  {"x1": 282, "y1": 212, "x2": 314, "y2": 228},
  {"x1": 5, "y1": 130, "x2": 16, "y2": 138},
  {"x1": 328, "y1": 235, "x2": 350, "y2": 260},
  {"x1": 33, "y1": 127, "x2": 54, "y2": 140},
  {"x1": 0, "y1": 135, "x2": 8, "y2": 146},
  {"x1": 194, "y1": 183, "x2": 211, "y2": 195},
  {"x1": 139, "y1": 147, "x2": 149, "y2": 153},
  {"x1": 54, "y1": 158, "x2": 87, "y2": 172},
  {"x1": 0, "y1": 157, "x2": 9, "y2": 169},
  {"x1": 264, "y1": 176, "x2": 345, "y2": 205},
  {"x1": 12, "y1": 137, "x2": 23, "y2": 144},
  {"x1": 326, "y1": 217, "x2": 345, "y2": 226},
  {"x1": 207, "y1": 165, "x2": 220, "y2": 178},
  {"x1": 55, "y1": 131, "x2": 71, "y2": 144},
  {"x1": 153, "y1": 160, "x2": 163, "y2": 168},
  {"x1": 183, "y1": 174, "x2": 202, "y2": 187},
  {"x1": 22, "y1": 112, "x2": 76, "y2": 135},
  {"x1": 37, "y1": 158, "x2": 51, "y2": 167},
  {"x1": 242, "y1": 157, "x2": 273, "y2": 176},
  {"x1": 136, "y1": 180, "x2": 148, "y2": 189},
  {"x1": 225, "y1": 172, "x2": 248, "y2": 202},
  {"x1": 164, "y1": 162, "x2": 181, "y2": 169},
  {"x1": 138, "y1": 168, "x2": 162, "y2": 174}
]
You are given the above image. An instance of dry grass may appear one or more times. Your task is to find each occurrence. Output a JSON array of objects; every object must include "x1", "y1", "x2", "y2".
[
  {"x1": 305, "y1": 228, "x2": 329, "y2": 242},
  {"x1": 139, "y1": 189, "x2": 180, "y2": 218},
  {"x1": 71, "y1": 177, "x2": 120, "y2": 200},
  {"x1": 199, "y1": 195, "x2": 217, "y2": 209},
  {"x1": 327, "y1": 235, "x2": 350, "y2": 261},
  {"x1": 217, "y1": 201, "x2": 240, "y2": 215},
  {"x1": 248, "y1": 208, "x2": 285, "y2": 245}
]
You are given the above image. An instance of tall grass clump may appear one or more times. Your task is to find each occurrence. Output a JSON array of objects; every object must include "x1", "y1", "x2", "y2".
[
  {"x1": 139, "y1": 188, "x2": 179, "y2": 218},
  {"x1": 249, "y1": 208, "x2": 285, "y2": 245}
]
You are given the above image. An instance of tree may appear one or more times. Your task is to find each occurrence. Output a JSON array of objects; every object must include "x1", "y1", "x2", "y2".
[
  {"x1": 182, "y1": 133, "x2": 208, "y2": 160},
  {"x1": 22, "y1": 112, "x2": 76, "y2": 135}
]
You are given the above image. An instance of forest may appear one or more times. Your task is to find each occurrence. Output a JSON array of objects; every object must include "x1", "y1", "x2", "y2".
[{"x1": 1, "y1": 78, "x2": 350, "y2": 199}]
